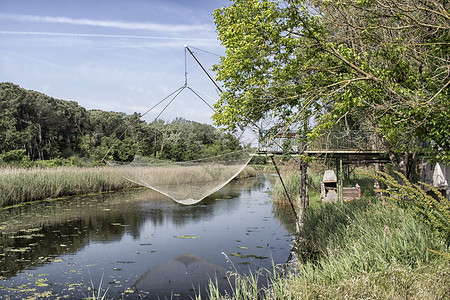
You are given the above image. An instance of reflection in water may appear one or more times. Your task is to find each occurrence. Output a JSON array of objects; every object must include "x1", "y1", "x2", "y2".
[
  {"x1": 0, "y1": 175, "x2": 295, "y2": 299},
  {"x1": 134, "y1": 254, "x2": 231, "y2": 300},
  {"x1": 272, "y1": 202, "x2": 298, "y2": 233}
]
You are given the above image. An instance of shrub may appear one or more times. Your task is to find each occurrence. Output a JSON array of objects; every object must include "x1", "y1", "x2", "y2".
[
  {"x1": 1, "y1": 149, "x2": 28, "y2": 163},
  {"x1": 372, "y1": 170, "x2": 450, "y2": 246}
]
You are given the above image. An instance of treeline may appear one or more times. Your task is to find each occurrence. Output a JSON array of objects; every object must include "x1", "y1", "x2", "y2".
[{"x1": 0, "y1": 82, "x2": 241, "y2": 164}]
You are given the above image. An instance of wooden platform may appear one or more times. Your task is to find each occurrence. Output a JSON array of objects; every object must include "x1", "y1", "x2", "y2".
[{"x1": 253, "y1": 149, "x2": 390, "y2": 164}]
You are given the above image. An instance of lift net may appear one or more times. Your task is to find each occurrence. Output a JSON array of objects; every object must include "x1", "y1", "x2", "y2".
[{"x1": 107, "y1": 149, "x2": 253, "y2": 205}]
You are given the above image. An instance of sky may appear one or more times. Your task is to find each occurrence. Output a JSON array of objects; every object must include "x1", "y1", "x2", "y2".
[{"x1": 0, "y1": 0, "x2": 232, "y2": 125}]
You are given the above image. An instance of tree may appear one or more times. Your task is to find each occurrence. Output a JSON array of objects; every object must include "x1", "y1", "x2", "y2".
[
  {"x1": 213, "y1": 0, "x2": 450, "y2": 167},
  {"x1": 0, "y1": 83, "x2": 246, "y2": 163}
]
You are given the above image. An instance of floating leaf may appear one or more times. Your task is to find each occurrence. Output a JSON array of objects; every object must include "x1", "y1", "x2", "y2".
[
  {"x1": 173, "y1": 235, "x2": 200, "y2": 239},
  {"x1": 231, "y1": 252, "x2": 245, "y2": 258},
  {"x1": 35, "y1": 278, "x2": 49, "y2": 287}
]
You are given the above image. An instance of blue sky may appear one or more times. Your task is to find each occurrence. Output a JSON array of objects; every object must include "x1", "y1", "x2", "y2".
[{"x1": 0, "y1": 0, "x2": 231, "y2": 125}]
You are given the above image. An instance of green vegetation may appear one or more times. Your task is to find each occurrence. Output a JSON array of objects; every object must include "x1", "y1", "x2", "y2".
[
  {"x1": 213, "y1": 0, "x2": 449, "y2": 167},
  {"x1": 209, "y1": 0, "x2": 450, "y2": 296},
  {"x1": 372, "y1": 170, "x2": 450, "y2": 246},
  {"x1": 0, "y1": 164, "x2": 257, "y2": 207},
  {"x1": 0, "y1": 166, "x2": 136, "y2": 207},
  {"x1": 0, "y1": 82, "x2": 242, "y2": 165},
  {"x1": 203, "y1": 166, "x2": 449, "y2": 299},
  {"x1": 0, "y1": 82, "x2": 250, "y2": 206},
  {"x1": 202, "y1": 197, "x2": 449, "y2": 299}
]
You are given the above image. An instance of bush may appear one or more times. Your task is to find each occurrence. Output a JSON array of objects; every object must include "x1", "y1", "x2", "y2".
[
  {"x1": 371, "y1": 170, "x2": 450, "y2": 246},
  {"x1": 1, "y1": 149, "x2": 28, "y2": 163}
]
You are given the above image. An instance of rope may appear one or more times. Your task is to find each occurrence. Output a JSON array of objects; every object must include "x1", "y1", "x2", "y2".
[
  {"x1": 187, "y1": 45, "x2": 221, "y2": 57},
  {"x1": 153, "y1": 86, "x2": 186, "y2": 121},
  {"x1": 139, "y1": 85, "x2": 185, "y2": 119},
  {"x1": 101, "y1": 85, "x2": 186, "y2": 162},
  {"x1": 187, "y1": 86, "x2": 216, "y2": 113}
]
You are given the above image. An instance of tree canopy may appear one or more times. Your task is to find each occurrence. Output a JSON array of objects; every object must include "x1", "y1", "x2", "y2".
[
  {"x1": 0, "y1": 82, "x2": 241, "y2": 164},
  {"x1": 213, "y1": 0, "x2": 449, "y2": 163}
]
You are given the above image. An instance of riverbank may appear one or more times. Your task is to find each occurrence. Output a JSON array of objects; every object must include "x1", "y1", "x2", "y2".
[
  {"x1": 203, "y1": 198, "x2": 449, "y2": 299},
  {"x1": 0, "y1": 166, "x2": 137, "y2": 207},
  {"x1": 0, "y1": 165, "x2": 258, "y2": 208}
]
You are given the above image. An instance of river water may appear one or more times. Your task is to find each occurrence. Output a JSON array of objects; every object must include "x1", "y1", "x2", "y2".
[{"x1": 0, "y1": 175, "x2": 296, "y2": 299}]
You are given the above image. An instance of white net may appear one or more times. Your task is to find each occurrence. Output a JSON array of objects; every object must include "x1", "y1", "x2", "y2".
[{"x1": 107, "y1": 149, "x2": 253, "y2": 205}]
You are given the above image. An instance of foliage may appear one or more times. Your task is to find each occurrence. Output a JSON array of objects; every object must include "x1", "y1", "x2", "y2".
[
  {"x1": 203, "y1": 199, "x2": 449, "y2": 299},
  {"x1": 272, "y1": 171, "x2": 302, "y2": 203},
  {"x1": 0, "y1": 167, "x2": 136, "y2": 207},
  {"x1": 213, "y1": 0, "x2": 450, "y2": 163},
  {"x1": 0, "y1": 83, "x2": 242, "y2": 164},
  {"x1": 371, "y1": 170, "x2": 450, "y2": 245},
  {"x1": 1, "y1": 149, "x2": 28, "y2": 163}
]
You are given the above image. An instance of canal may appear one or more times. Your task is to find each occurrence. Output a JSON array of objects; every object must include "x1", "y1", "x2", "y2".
[{"x1": 0, "y1": 175, "x2": 296, "y2": 299}]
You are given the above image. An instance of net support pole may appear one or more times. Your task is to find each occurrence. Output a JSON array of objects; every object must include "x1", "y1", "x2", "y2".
[
  {"x1": 270, "y1": 156, "x2": 300, "y2": 234},
  {"x1": 185, "y1": 45, "x2": 223, "y2": 93}
]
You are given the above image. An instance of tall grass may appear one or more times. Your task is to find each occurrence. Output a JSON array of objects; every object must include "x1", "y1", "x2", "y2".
[
  {"x1": 272, "y1": 171, "x2": 302, "y2": 203},
  {"x1": 202, "y1": 199, "x2": 449, "y2": 299},
  {"x1": 272, "y1": 166, "x2": 375, "y2": 205},
  {"x1": 235, "y1": 165, "x2": 258, "y2": 179},
  {"x1": 0, "y1": 167, "x2": 136, "y2": 207},
  {"x1": 0, "y1": 165, "x2": 257, "y2": 208}
]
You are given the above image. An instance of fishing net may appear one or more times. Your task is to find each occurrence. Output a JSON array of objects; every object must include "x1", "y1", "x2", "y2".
[{"x1": 107, "y1": 149, "x2": 253, "y2": 205}]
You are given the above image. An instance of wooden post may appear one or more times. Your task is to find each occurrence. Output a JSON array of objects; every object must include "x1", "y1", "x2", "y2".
[
  {"x1": 298, "y1": 159, "x2": 308, "y2": 228},
  {"x1": 336, "y1": 157, "x2": 343, "y2": 202},
  {"x1": 339, "y1": 157, "x2": 343, "y2": 202}
]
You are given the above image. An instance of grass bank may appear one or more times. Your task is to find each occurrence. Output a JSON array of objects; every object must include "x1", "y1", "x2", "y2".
[
  {"x1": 0, "y1": 166, "x2": 137, "y2": 207},
  {"x1": 202, "y1": 167, "x2": 449, "y2": 299},
  {"x1": 202, "y1": 198, "x2": 449, "y2": 299},
  {"x1": 0, "y1": 165, "x2": 257, "y2": 208}
]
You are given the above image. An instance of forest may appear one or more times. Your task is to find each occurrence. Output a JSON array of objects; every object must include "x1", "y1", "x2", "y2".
[{"x1": 0, "y1": 82, "x2": 242, "y2": 164}]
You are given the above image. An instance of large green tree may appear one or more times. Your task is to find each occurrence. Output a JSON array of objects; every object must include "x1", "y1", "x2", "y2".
[
  {"x1": 1, "y1": 83, "x2": 243, "y2": 163},
  {"x1": 213, "y1": 0, "x2": 449, "y2": 166}
]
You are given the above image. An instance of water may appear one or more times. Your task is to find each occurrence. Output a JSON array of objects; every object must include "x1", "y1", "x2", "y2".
[{"x1": 0, "y1": 175, "x2": 296, "y2": 299}]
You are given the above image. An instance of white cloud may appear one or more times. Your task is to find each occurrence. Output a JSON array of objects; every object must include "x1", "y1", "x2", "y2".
[
  {"x1": 0, "y1": 13, "x2": 213, "y2": 32},
  {"x1": 0, "y1": 30, "x2": 217, "y2": 42}
]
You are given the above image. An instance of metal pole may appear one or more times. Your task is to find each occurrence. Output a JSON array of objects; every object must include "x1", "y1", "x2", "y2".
[
  {"x1": 270, "y1": 156, "x2": 300, "y2": 233},
  {"x1": 185, "y1": 45, "x2": 223, "y2": 93}
]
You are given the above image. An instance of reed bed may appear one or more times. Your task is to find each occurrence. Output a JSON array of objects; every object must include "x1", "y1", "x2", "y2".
[
  {"x1": 235, "y1": 165, "x2": 258, "y2": 179},
  {"x1": 0, "y1": 167, "x2": 136, "y2": 207},
  {"x1": 0, "y1": 165, "x2": 257, "y2": 208},
  {"x1": 201, "y1": 199, "x2": 449, "y2": 299}
]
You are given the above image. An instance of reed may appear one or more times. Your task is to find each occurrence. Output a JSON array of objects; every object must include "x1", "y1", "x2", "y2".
[
  {"x1": 271, "y1": 171, "x2": 301, "y2": 203},
  {"x1": 202, "y1": 199, "x2": 449, "y2": 299},
  {"x1": 0, "y1": 166, "x2": 136, "y2": 207},
  {"x1": 272, "y1": 168, "x2": 374, "y2": 206},
  {"x1": 0, "y1": 164, "x2": 257, "y2": 208},
  {"x1": 235, "y1": 165, "x2": 258, "y2": 179}
]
